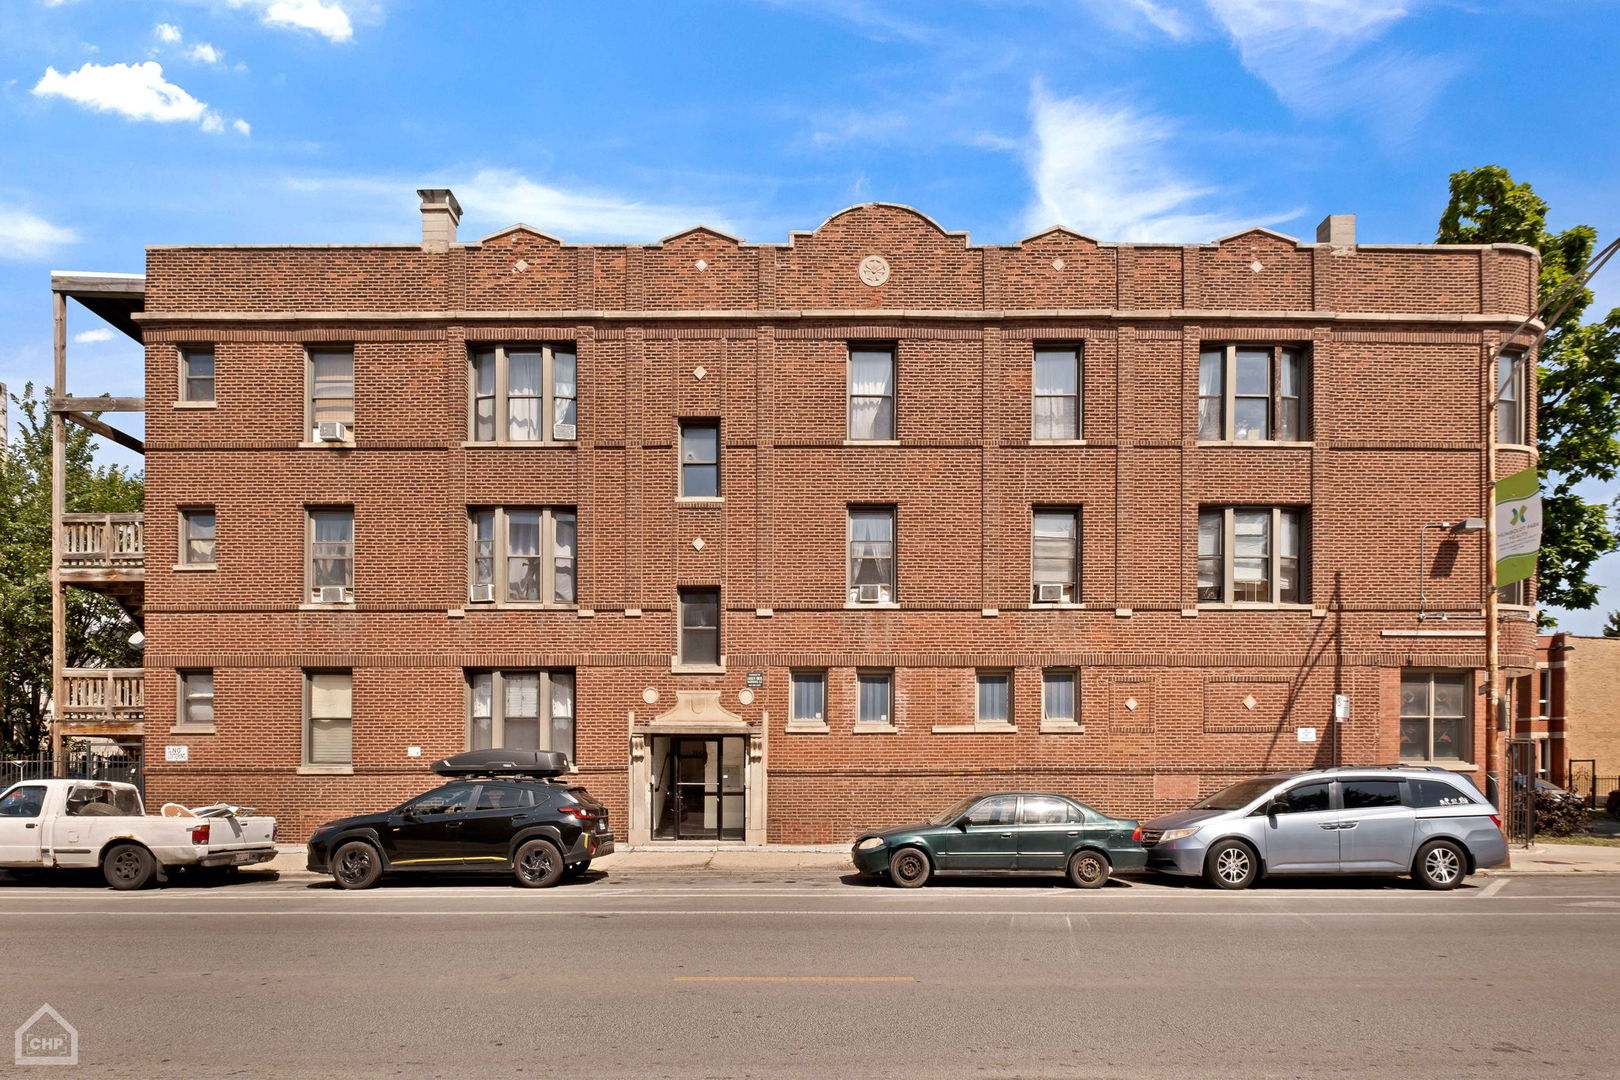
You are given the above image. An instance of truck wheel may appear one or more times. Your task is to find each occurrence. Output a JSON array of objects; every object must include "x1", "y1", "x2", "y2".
[
  {"x1": 331, "y1": 841, "x2": 383, "y2": 890},
  {"x1": 103, "y1": 844, "x2": 157, "y2": 891},
  {"x1": 513, "y1": 839, "x2": 565, "y2": 888}
]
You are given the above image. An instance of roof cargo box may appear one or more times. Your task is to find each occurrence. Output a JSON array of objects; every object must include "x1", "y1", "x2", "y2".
[{"x1": 430, "y1": 749, "x2": 569, "y2": 778}]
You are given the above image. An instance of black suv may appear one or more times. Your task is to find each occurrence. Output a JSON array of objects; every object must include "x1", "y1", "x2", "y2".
[{"x1": 306, "y1": 750, "x2": 615, "y2": 889}]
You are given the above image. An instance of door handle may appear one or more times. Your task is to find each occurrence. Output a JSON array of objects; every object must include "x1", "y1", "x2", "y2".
[
  {"x1": 25, "y1": 823, "x2": 38, "y2": 829},
  {"x1": 1318, "y1": 823, "x2": 1339, "y2": 830},
  {"x1": 999, "y1": 833, "x2": 1013, "y2": 838},
  {"x1": 1337, "y1": 822, "x2": 1357, "y2": 831},
  {"x1": 1066, "y1": 831, "x2": 1079, "y2": 836}
]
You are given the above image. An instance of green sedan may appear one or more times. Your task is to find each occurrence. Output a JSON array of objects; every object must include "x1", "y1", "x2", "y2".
[{"x1": 850, "y1": 792, "x2": 1148, "y2": 888}]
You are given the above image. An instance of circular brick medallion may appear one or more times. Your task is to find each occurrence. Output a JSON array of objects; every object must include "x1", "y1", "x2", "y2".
[{"x1": 859, "y1": 255, "x2": 891, "y2": 287}]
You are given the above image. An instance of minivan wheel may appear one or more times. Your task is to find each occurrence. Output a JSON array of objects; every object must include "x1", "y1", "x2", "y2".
[
  {"x1": 1204, "y1": 840, "x2": 1259, "y2": 890},
  {"x1": 888, "y1": 847, "x2": 932, "y2": 888},
  {"x1": 1414, "y1": 839, "x2": 1466, "y2": 890},
  {"x1": 1066, "y1": 850, "x2": 1110, "y2": 889}
]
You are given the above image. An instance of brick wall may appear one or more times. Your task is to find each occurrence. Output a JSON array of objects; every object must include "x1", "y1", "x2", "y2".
[{"x1": 138, "y1": 203, "x2": 1541, "y2": 841}]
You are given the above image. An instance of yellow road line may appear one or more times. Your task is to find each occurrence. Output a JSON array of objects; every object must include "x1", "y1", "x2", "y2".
[{"x1": 673, "y1": 976, "x2": 916, "y2": 982}]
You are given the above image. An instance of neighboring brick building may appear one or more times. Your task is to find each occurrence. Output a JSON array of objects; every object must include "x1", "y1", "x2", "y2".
[
  {"x1": 52, "y1": 192, "x2": 1543, "y2": 842},
  {"x1": 1527, "y1": 633, "x2": 1620, "y2": 799}
]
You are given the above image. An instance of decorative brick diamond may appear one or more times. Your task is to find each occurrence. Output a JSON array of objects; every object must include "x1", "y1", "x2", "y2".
[
  {"x1": 1242, "y1": 694, "x2": 1257, "y2": 710},
  {"x1": 1124, "y1": 696, "x2": 1138, "y2": 712},
  {"x1": 693, "y1": 366, "x2": 707, "y2": 381},
  {"x1": 1052, "y1": 258, "x2": 1065, "y2": 271},
  {"x1": 692, "y1": 538, "x2": 706, "y2": 551},
  {"x1": 512, "y1": 259, "x2": 528, "y2": 273},
  {"x1": 1249, "y1": 260, "x2": 1264, "y2": 273},
  {"x1": 694, "y1": 259, "x2": 707, "y2": 271}
]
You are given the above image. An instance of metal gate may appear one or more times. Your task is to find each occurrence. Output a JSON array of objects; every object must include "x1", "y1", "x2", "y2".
[
  {"x1": 1507, "y1": 740, "x2": 1536, "y2": 845},
  {"x1": 0, "y1": 744, "x2": 144, "y2": 796},
  {"x1": 1569, "y1": 759, "x2": 1596, "y2": 805}
]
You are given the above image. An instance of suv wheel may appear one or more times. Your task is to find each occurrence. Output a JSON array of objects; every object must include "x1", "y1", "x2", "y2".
[
  {"x1": 1413, "y1": 839, "x2": 1466, "y2": 890},
  {"x1": 1204, "y1": 839, "x2": 1259, "y2": 890},
  {"x1": 331, "y1": 841, "x2": 383, "y2": 890},
  {"x1": 887, "y1": 847, "x2": 931, "y2": 888},
  {"x1": 1066, "y1": 850, "x2": 1110, "y2": 889},
  {"x1": 513, "y1": 839, "x2": 565, "y2": 888}
]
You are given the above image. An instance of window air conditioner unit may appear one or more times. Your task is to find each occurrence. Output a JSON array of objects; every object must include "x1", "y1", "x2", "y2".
[
  {"x1": 317, "y1": 586, "x2": 349, "y2": 604},
  {"x1": 1037, "y1": 583, "x2": 1067, "y2": 603},
  {"x1": 552, "y1": 422, "x2": 576, "y2": 441},
  {"x1": 857, "y1": 583, "x2": 884, "y2": 603},
  {"x1": 468, "y1": 583, "x2": 495, "y2": 603},
  {"x1": 316, "y1": 421, "x2": 349, "y2": 443}
]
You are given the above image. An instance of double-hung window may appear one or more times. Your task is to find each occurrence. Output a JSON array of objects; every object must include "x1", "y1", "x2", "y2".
[
  {"x1": 1042, "y1": 669, "x2": 1078, "y2": 727},
  {"x1": 304, "y1": 670, "x2": 353, "y2": 766},
  {"x1": 1033, "y1": 346, "x2": 1081, "y2": 440},
  {"x1": 468, "y1": 507, "x2": 577, "y2": 605},
  {"x1": 1197, "y1": 506, "x2": 1305, "y2": 604},
  {"x1": 179, "y1": 507, "x2": 216, "y2": 566},
  {"x1": 468, "y1": 669, "x2": 575, "y2": 762},
  {"x1": 1032, "y1": 507, "x2": 1080, "y2": 603},
  {"x1": 857, "y1": 670, "x2": 893, "y2": 728},
  {"x1": 848, "y1": 346, "x2": 896, "y2": 441},
  {"x1": 678, "y1": 588, "x2": 721, "y2": 667},
  {"x1": 848, "y1": 507, "x2": 896, "y2": 604},
  {"x1": 307, "y1": 349, "x2": 355, "y2": 439},
  {"x1": 791, "y1": 671, "x2": 827, "y2": 727},
  {"x1": 307, "y1": 508, "x2": 354, "y2": 603},
  {"x1": 180, "y1": 347, "x2": 215, "y2": 403},
  {"x1": 1497, "y1": 350, "x2": 1527, "y2": 445},
  {"x1": 177, "y1": 670, "x2": 214, "y2": 730},
  {"x1": 1199, "y1": 344, "x2": 1308, "y2": 442},
  {"x1": 1400, "y1": 671, "x2": 1469, "y2": 762},
  {"x1": 470, "y1": 345, "x2": 577, "y2": 443},
  {"x1": 976, "y1": 671, "x2": 1011, "y2": 727},
  {"x1": 679, "y1": 421, "x2": 720, "y2": 498}
]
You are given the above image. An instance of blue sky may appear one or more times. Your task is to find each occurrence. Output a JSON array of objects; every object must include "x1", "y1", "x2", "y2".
[{"x1": 2, "y1": 0, "x2": 1618, "y2": 629}]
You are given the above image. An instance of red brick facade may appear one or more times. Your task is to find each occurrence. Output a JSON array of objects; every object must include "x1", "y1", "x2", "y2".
[{"x1": 136, "y1": 201, "x2": 1541, "y2": 842}]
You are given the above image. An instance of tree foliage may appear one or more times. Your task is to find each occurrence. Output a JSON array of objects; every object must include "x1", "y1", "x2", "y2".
[
  {"x1": 1438, "y1": 165, "x2": 1620, "y2": 615},
  {"x1": 1604, "y1": 610, "x2": 1620, "y2": 638},
  {"x1": 0, "y1": 384, "x2": 144, "y2": 757}
]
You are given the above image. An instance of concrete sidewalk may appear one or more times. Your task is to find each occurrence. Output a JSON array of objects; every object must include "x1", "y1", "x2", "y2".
[{"x1": 1491, "y1": 840, "x2": 1620, "y2": 875}]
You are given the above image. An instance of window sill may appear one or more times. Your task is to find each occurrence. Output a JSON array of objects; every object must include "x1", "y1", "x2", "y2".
[
  {"x1": 172, "y1": 564, "x2": 218, "y2": 573},
  {"x1": 1030, "y1": 601, "x2": 1085, "y2": 610},
  {"x1": 1497, "y1": 442, "x2": 1536, "y2": 454},
  {"x1": 842, "y1": 439, "x2": 901, "y2": 447},
  {"x1": 168, "y1": 725, "x2": 216, "y2": 736},
  {"x1": 1196, "y1": 602, "x2": 1313, "y2": 612},
  {"x1": 1196, "y1": 440, "x2": 1314, "y2": 449},
  {"x1": 1028, "y1": 438, "x2": 1087, "y2": 447},
  {"x1": 932, "y1": 722, "x2": 1017, "y2": 734},
  {"x1": 298, "y1": 602, "x2": 357, "y2": 611},
  {"x1": 297, "y1": 764, "x2": 354, "y2": 776},
  {"x1": 675, "y1": 496, "x2": 725, "y2": 505},
  {"x1": 464, "y1": 602, "x2": 579, "y2": 612},
  {"x1": 852, "y1": 722, "x2": 898, "y2": 734},
  {"x1": 1402, "y1": 760, "x2": 1478, "y2": 772},
  {"x1": 460, "y1": 440, "x2": 577, "y2": 449},
  {"x1": 785, "y1": 721, "x2": 830, "y2": 734},
  {"x1": 671, "y1": 663, "x2": 726, "y2": 675},
  {"x1": 297, "y1": 441, "x2": 357, "y2": 450},
  {"x1": 845, "y1": 601, "x2": 901, "y2": 610},
  {"x1": 172, "y1": 400, "x2": 216, "y2": 410},
  {"x1": 1039, "y1": 720, "x2": 1085, "y2": 734}
]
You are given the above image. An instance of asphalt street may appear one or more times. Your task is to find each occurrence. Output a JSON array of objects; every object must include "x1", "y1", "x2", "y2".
[{"x1": 1, "y1": 868, "x2": 1616, "y2": 1079}]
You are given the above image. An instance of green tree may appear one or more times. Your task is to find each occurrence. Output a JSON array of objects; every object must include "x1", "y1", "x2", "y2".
[
  {"x1": 1605, "y1": 610, "x2": 1620, "y2": 638},
  {"x1": 0, "y1": 384, "x2": 144, "y2": 757},
  {"x1": 1438, "y1": 165, "x2": 1620, "y2": 615}
]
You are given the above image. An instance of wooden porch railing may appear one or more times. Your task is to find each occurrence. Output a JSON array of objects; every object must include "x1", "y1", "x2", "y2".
[
  {"x1": 61, "y1": 513, "x2": 144, "y2": 569},
  {"x1": 60, "y1": 669, "x2": 145, "y2": 723}
]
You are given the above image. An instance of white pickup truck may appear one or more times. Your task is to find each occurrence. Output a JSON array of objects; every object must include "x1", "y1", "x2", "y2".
[{"x1": 0, "y1": 779, "x2": 277, "y2": 889}]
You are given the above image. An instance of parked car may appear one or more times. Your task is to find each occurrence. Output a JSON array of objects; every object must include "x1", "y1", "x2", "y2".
[
  {"x1": 305, "y1": 749, "x2": 613, "y2": 889},
  {"x1": 0, "y1": 779, "x2": 277, "y2": 890},
  {"x1": 1141, "y1": 766, "x2": 1507, "y2": 890},
  {"x1": 851, "y1": 792, "x2": 1147, "y2": 888}
]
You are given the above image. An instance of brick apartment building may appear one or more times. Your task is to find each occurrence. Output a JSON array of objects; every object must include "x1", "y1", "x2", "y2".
[{"x1": 49, "y1": 192, "x2": 1543, "y2": 842}]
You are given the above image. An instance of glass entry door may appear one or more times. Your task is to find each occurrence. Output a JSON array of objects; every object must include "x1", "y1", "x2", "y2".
[{"x1": 651, "y1": 735, "x2": 746, "y2": 841}]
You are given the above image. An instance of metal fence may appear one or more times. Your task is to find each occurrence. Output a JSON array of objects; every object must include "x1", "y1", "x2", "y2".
[{"x1": 1, "y1": 749, "x2": 143, "y2": 795}]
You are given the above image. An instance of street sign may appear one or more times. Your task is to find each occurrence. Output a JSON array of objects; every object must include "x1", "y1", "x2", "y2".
[
  {"x1": 1333, "y1": 694, "x2": 1350, "y2": 721},
  {"x1": 164, "y1": 745, "x2": 190, "y2": 763},
  {"x1": 1296, "y1": 727, "x2": 1318, "y2": 743},
  {"x1": 745, "y1": 672, "x2": 765, "y2": 689}
]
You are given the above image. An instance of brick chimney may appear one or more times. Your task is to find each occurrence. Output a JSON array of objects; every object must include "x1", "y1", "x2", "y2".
[
  {"x1": 417, "y1": 188, "x2": 462, "y2": 253},
  {"x1": 1315, "y1": 213, "x2": 1355, "y2": 249}
]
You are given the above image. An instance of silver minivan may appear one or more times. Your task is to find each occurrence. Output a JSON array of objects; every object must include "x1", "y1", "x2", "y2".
[{"x1": 1141, "y1": 766, "x2": 1508, "y2": 890}]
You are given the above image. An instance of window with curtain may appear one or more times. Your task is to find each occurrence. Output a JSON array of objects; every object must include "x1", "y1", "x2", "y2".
[
  {"x1": 307, "y1": 508, "x2": 354, "y2": 601},
  {"x1": 791, "y1": 671, "x2": 826, "y2": 725},
  {"x1": 1042, "y1": 670, "x2": 1077, "y2": 724},
  {"x1": 180, "y1": 507, "x2": 215, "y2": 566},
  {"x1": 848, "y1": 507, "x2": 896, "y2": 603},
  {"x1": 1198, "y1": 344, "x2": 1308, "y2": 442},
  {"x1": 305, "y1": 670, "x2": 353, "y2": 765},
  {"x1": 467, "y1": 507, "x2": 577, "y2": 605},
  {"x1": 679, "y1": 588, "x2": 721, "y2": 667},
  {"x1": 466, "y1": 670, "x2": 576, "y2": 763},
  {"x1": 848, "y1": 347, "x2": 896, "y2": 441},
  {"x1": 857, "y1": 670, "x2": 893, "y2": 727},
  {"x1": 1399, "y1": 671, "x2": 1469, "y2": 762},
  {"x1": 976, "y1": 672, "x2": 1011, "y2": 725},
  {"x1": 1197, "y1": 506, "x2": 1305, "y2": 604},
  {"x1": 178, "y1": 670, "x2": 214, "y2": 728},
  {"x1": 468, "y1": 345, "x2": 579, "y2": 443},
  {"x1": 308, "y1": 349, "x2": 354, "y2": 432},
  {"x1": 1032, "y1": 508, "x2": 1080, "y2": 602},
  {"x1": 180, "y1": 348, "x2": 215, "y2": 402},
  {"x1": 680, "y1": 421, "x2": 720, "y2": 497},
  {"x1": 1033, "y1": 346, "x2": 1081, "y2": 440}
]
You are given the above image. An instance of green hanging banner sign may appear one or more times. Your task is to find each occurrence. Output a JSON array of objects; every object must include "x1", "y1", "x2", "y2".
[{"x1": 1495, "y1": 466, "x2": 1542, "y2": 586}]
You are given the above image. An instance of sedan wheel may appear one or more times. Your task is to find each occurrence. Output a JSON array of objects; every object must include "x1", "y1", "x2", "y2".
[
  {"x1": 1414, "y1": 839, "x2": 1466, "y2": 890},
  {"x1": 887, "y1": 847, "x2": 931, "y2": 888},
  {"x1": 1204, "y1": 839, "x2": 1259, "y2": 890},
  {"x1": 1066, "y1": 850, "x2": 1111, "y2": 889}
]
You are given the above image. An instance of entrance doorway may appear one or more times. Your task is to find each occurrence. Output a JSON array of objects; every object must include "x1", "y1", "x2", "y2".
[{"x1": 651, "y1": 735, "x2": 746, "y2": 841}]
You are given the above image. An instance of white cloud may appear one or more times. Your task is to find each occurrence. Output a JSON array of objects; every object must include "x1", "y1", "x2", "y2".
[
  {"x1": 155, "y1": 23, "x2": 183, "y2": 43},
  {"x1": 32, "y1": 61, "x2": 250, "y2": 135},
  {"x1": 1080, "y1": 0, "x2": 1195, "y2": 40},
  {"x1": 233, "y1": 118, "x2": 251, "y2": 135},
  {"x1": 227, "y1": 0, "x2": 355, "y2": 43},
  {"x1": 1022, "y1": 85, "x2": 1294, "y2": 242},
  {"x1": 0, "y1": 206, "x2": 78, "y2": 260},
  {"x1": 74, "y1": 328, "x2": 114, "y2": 344},
  {"x1": 188, "y1": 42, "x2": 225, "y2": 64}
]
